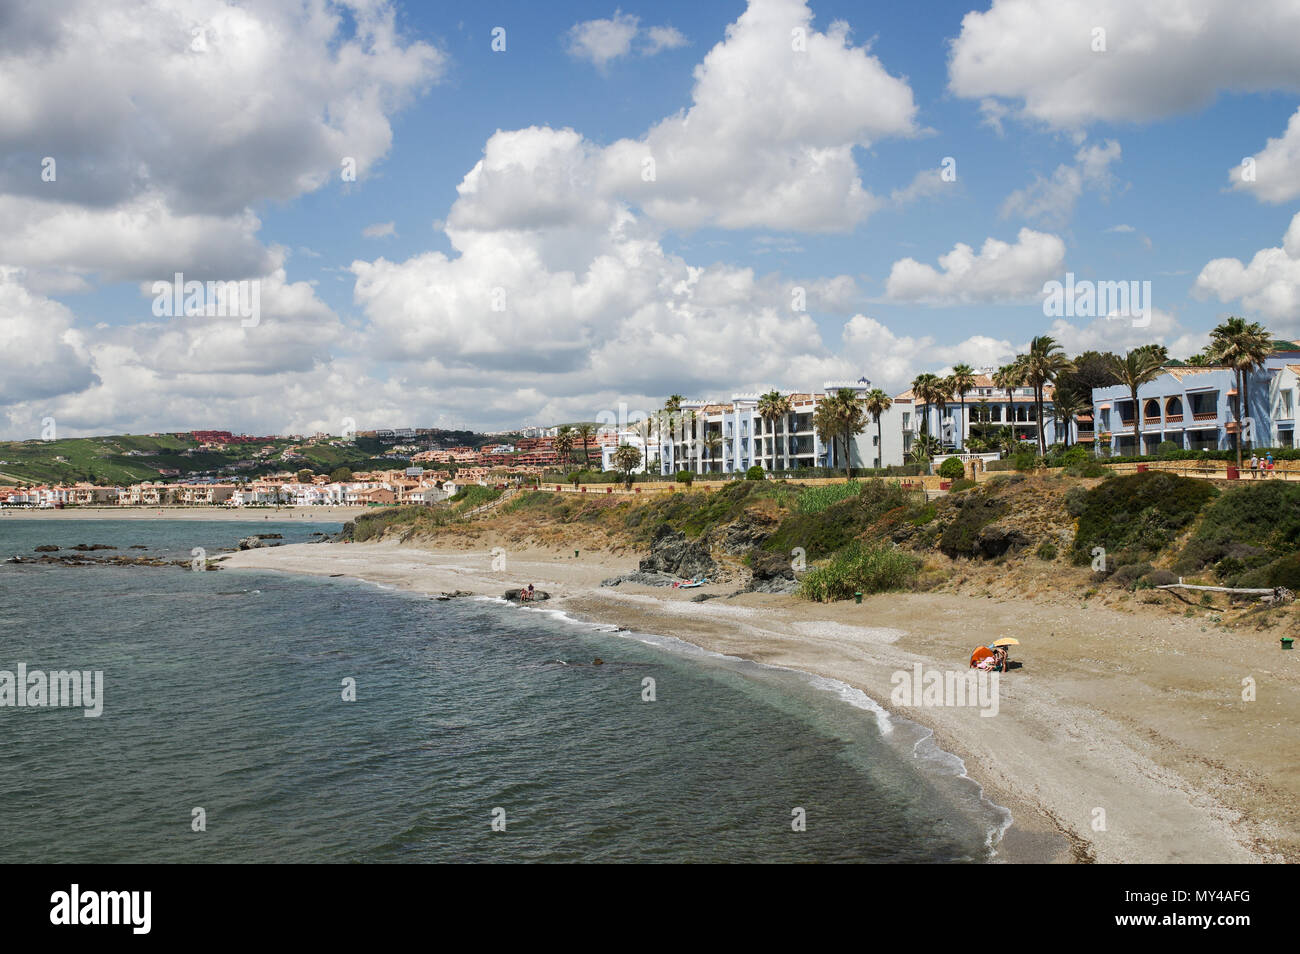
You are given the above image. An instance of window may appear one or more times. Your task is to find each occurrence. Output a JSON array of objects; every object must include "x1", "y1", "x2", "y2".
[
  {"x1": 1283, "y1": 389, "x2": 1294, "y2": 418},
  {"x1": 872, "y1": 435, "x2": 879, "y2": 446}
]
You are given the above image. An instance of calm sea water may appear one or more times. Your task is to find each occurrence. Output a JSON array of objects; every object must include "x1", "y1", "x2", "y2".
[{"x1": 0, "y1": 518, "x2": 1006, "y2": 863}]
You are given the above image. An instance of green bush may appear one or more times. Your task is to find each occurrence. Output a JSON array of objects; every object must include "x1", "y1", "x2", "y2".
[
  {"x1": 796, "y1": 481, "x2": 861, "y2": 514},
  {"x1": 1036, "y1": 541, "x2": 1058, "y2": 561},
  {"x1": 798, "y1": 541, "x2": 921, "y2": 602},
  {"x1": 763, "y1": 479, "x2": 918, "y2": 560},
  {"x1": 1064, "y1": 485, "x2": 1088, "y2": 517},
  {"x1": 1142, "y1": 569, "x2": 1178, "y2": 587},
  {"x1": 1064, "y1": 460, "x2": 1112, "y2": 478},
  {"x1": 745, "y1": 465, "x2": 765, "y2": 480},
  {"x1": 675, "y1": 470, "x2": 694, "y2": 485},
  {"x1": 1012, "y1": 449, "x2": 1037, "y2": 471},
  {"x1": 938, "y1": 488, "x2": 1008, "y2": 557},
  {"x1": 1070, "y1": 472, "x2": 1218, "y2": 566},
  {"x1": 949, "y1": 478, "x2": 976, "y2": 492},
  {"x1": 1156, "y1": 441, "x2": 1181, "y2": 460},
  {"x1": 937, "y1": 457, "x2": 966, "y2": 480},
  {"x1": 1175, "y1": 482, "x2": 1300, "y2": 576},
  {"x1": 1111, "y1": 562, "x2": 1153, "y2": 587}
]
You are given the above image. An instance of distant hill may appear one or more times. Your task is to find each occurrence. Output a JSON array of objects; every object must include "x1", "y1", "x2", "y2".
[{"x1": 0, "y1": 432, "x2": 415, "y2": 486}]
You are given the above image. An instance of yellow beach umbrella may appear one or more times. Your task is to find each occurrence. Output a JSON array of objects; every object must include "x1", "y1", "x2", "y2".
[{"x1": 992, "y1": 637, "x2": 1020, "y2": 647}]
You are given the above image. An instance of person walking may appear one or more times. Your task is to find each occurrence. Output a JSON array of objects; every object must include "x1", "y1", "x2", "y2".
[{"x1": 1250, "y1": 454, "x2": 1259, "y2": 478}]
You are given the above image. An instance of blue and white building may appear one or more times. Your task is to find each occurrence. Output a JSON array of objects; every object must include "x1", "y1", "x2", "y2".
[{"x1": 1090, "y1": 350, "x2": 1300, "y2": 455}]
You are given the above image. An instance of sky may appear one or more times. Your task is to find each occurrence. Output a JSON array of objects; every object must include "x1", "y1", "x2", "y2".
[{"x1": 3, "y1": 0, "x2": 1300, "y2": 439}]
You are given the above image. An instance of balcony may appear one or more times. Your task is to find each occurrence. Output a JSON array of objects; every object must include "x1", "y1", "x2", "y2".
[
  {"x1": 1164, "y1": 414, "x2": 1183, "y2": 424},
  {"x1": 1191, "y1": 411, "x2": 1218, "y2": 422}
]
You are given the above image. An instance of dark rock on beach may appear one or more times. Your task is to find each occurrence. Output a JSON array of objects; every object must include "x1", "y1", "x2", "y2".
[
  {"x1": 504, "y1": 588, "x2": 550, "y2": 602},
  {"x1": 638, "y1": 524, "x2": 716, "y2": 580},
  {"x1": 237, "y1": 533, "x2": 284, "y2": 550},
  {"x1": 601, "y1": 570, "x2": 681, "y2": 587},
  {"x1": 71, "y1": 543, "x2": 115, "y2": 551},
  {"x1": 34, "y1": 544, "x2": 59, "y2": 552}
]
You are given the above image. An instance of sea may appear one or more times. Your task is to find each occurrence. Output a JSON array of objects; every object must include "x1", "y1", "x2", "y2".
[{"x1": 0, "y1": 517, "x2": 1009, "y2": 863}]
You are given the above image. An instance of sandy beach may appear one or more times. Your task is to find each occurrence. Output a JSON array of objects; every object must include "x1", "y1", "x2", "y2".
[
  {"x1": 0, "y1": 506, "x2": 368, "y2": 522},
  {"x1": 223, "y1": 537, "x2": 1299, "y2": 864}
]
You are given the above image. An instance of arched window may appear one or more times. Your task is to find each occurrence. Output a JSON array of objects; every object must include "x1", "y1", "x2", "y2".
[{"x1": 1143, "y1": 398, "x2": 1161, "y2": 420}]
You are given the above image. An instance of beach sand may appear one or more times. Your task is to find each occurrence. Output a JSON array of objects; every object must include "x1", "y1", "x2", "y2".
[
  {"x1": 0, "y1": 506, "x2": 368, "y2": 522},
  {"x1": 224, "y1": 538, "x2": 1298, "y2": 864}
]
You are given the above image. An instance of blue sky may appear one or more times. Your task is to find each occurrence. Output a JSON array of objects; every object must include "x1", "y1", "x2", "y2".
[{"x1": 4, "y1": 0, "x2": 1300, "y2": 438}]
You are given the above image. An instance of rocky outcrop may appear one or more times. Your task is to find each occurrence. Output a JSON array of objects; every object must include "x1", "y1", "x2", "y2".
[
  {"x1": 504, "y1": 589, "x2": 550, "y2": 602},
  {"x1": 970, "y1": 525, "x2": 1030, "y2": 559},
  {"x1": 237, "y1": 533, "x2": 284, "y2": 550},
  {"x1": 5, "y1": 553, "x2": 216, "y2": 569},
  {"x1": 70, "y1": 543, "x2": 114, "y2": 551},
  {"x1": 745, "y1": 547, "x2": 798, "y2": 593},
  {"x1": 33, "y1": 544, "x2": 59, "y2": 552},
  {"x1": 601, "y1": 570, "x2": 682, "y2": 587},
  {"x1": 638, "y1": 524, "x2": 716, "y2": 580}
]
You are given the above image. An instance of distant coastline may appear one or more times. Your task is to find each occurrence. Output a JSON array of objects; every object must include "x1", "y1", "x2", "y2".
[{"x1": 0, "y1": 506, "x2": 367, "y2": 522}]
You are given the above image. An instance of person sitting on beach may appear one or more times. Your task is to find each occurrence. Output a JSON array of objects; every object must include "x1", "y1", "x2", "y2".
[
  {"x1": 991, "y1": 647, "x2": 1008, "y2": 673},
  {"x1": 527, "y1": 584, "x2": 535, "y2": 601}
]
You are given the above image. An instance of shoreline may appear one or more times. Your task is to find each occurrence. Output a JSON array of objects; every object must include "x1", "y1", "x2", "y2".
[
  {"x1": 223, "y1": 538, "x2": 1297, "y2": 864},
  {"x1": 0, "y1": 506, "x2": 366, "y2": 522}
]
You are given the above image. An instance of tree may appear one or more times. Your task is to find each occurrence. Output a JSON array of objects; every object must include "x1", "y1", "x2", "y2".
[
  {"x1": 909, "y1": 433, "x2": 941, "y2": 470},
  {"x1": 703, "y1": 432, "x2": 722, "y2": 473},
  {"x1": 633, "y1": 418, "x2": 655, "y2": 474},
  {"x1": 992, "y1": 362, "x2": 1023, "y2": 444},
  {"x1": 1210, "y1": 317, "x2": 1271, "y2": 462},
  {"x1": 1108, "y1": 347, "x2": 1165, "y2": 458},
  {"x1": 554, "y1": 426, "x2": 575, "y2": 470},
  {"x1": 910, "y1": 373, "x2": 941, "y2": 439},
  {"x1": 1021, "y1": 336, "x2": 1074, "y2": 455},
  {"x1": 813, "y1": 388, "x2": 867, "y2": 477},
  {"x1": 756, "y1": 390, "x2": 791, "y2": 474},
  {"x1": 1051, "y1": 388, "x2": 1088, "y2": 449},
  {"x1": 296, "y1": 469, "x2": 313, "y2": 483},
  {"x1": 612, "y1": 443, "x2": 642, "y2": 487},
  {"x1": 575, "y1": 423, "x2": 596, "y2": 468},
  {"x1": 948, "y1": 363, "x2": 977, "y2": 450},
  {"x1": 863, "y1": 388, "x2": 892, "y2": 469},
  {"x1": 329, "y1": 467, "x2": 353, "y2": 482}
]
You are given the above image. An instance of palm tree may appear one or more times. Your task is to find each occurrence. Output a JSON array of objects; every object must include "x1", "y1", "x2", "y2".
[
  {"x1": 948, "y1": 363, "x2": 976, "y2": 450},
  {"x1": 910, "y1": 373, "x2": 941, "y2": 440},
  {"x1": 1108, "y1": 347, "x2": 1165, "y2": 458},
  {"x1": 664, "y1": 395, "x2": 683, "y2": 413},
  {"x1": 863, "y1": 388, "x2": 893, "y2": 469},
  {"x1": 575, "y1": 423, "x2": 596, "y2": 469},
  {"x1": 992, "y1": 362, "x2": 1023, "y2": 443},
  {"x1": 1052, "y1": 388, "x2": 1088, "y2": 449},
  {"x1": 1020, "y1": 336, "x2": 1074, "y2": 455},
  {"x1": 634, "y1": 418, "x2": 656, "y2": 473},
  {"x1": 703, "y1": 432, "x2": 722, "y2": 473},
  {"x1": 554, "y1": 425, "x2": 575, "y2": 471},
  {"x1": 1210, "y1": 317, "x2": 1271, "y2": 461},
  {"x1": 813, "y1": 388, "x2": 867, "y2": 477},
  {"x1": 909, "y1": 433, "x2": 941, "y2": 470},
  {"x1": 756, "y1": 390, "x2": 791, "y2": 474}
]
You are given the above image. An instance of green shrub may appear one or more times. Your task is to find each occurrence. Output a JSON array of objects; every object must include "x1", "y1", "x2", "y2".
[
  {"x1": 938, "y1": 488, "x2": 1008, "y2": 557},
  {"x1": 937, "y1": 457, "x2": 966, "y2": 480},
  {"x1": 1142, "y1": 569, "x2": 1178, "y2": 587},
  {"x1": 1070, "y1": 472, "x2": 1218, "y2": 566},
  {"x1": 1156, "y1": 441, "x2": 1181, "y2": 460},
  {"x1": 1175, "y1": 482, "x2": 1300, "y2": 576},
  {"x1": 1064, "y1": 485, "x2": 1088, "y2": 517},
  {"x1": 763, "y1": 479, "x2": 917, "y2": 560},
  {"x1": 675, "y1": 470, "x2": 694, "y2": 485},
  {"x1": 797, "y1": 481, "x2": 860, "y2": 514},
  {"x1": 798, "y1": 541, "x2": 921, "y2": 602},
  {"x1": 949, "y1": 478, "x2": 976, "y2": 492},
  {"x1": 1036, "y1": 541, "x2": 1058, "y2": 561},
  {"x1": 745, "y1": 465, "x2": 765, "y2": 480},
  {"x1": 1111, "y1": 562, "x2": 1153, "y2": 587},
  {"x1": 1012, "y1": 450, "x2": 1037, "y2": 471},
  {"x1": 1064, "y1": 460, "x2": 1112, "y2": 478}
]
